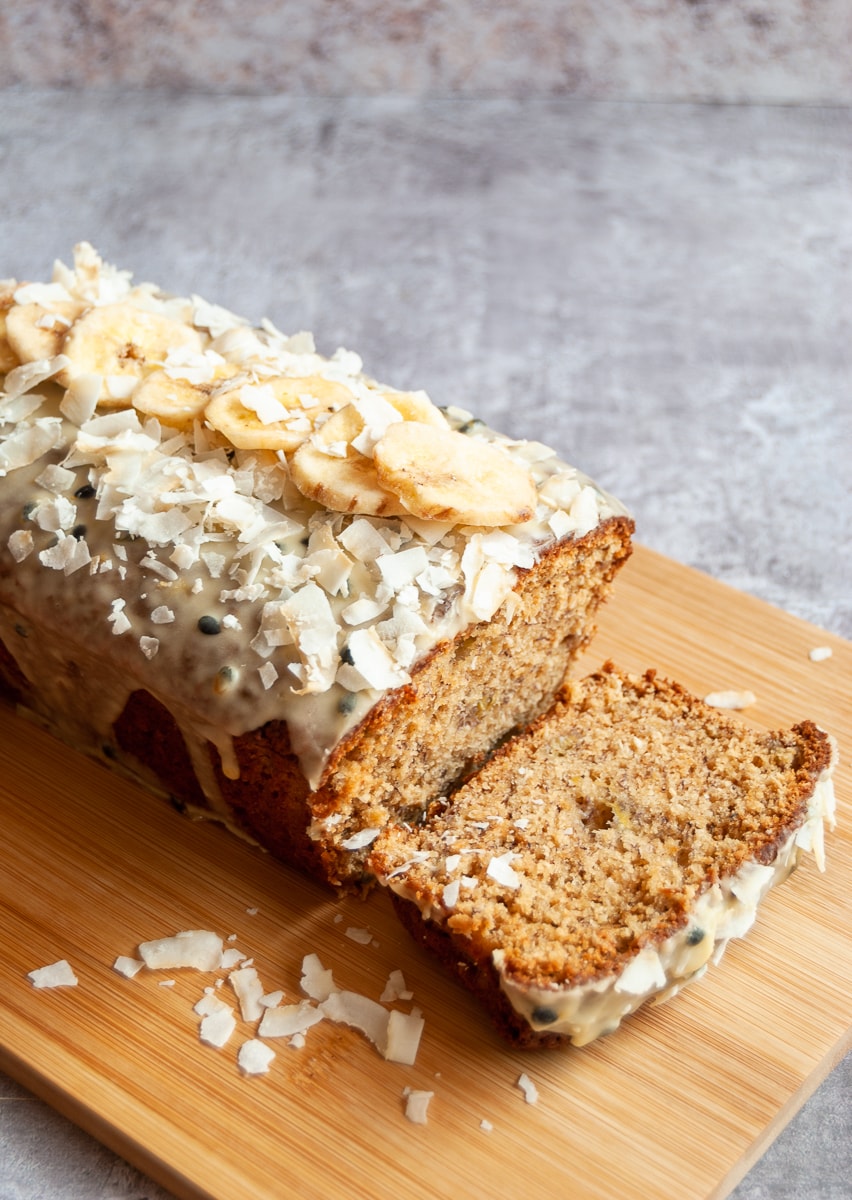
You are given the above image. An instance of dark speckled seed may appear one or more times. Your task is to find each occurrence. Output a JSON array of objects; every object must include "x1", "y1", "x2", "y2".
[
  {"x1": 686, "y1": 927, "x2": 705, "y2": 945},
  {"x1": 75, "y1": 484, "x2": 96, "y2": 499},
  {"x1": 338, "y1": 692, "x2": 357, "y2": 715},
  {"x1": 22, "y1": 501, "x2": 36, "y2": 520},
  {"x1": 198, "y1": 615, "x2": 221, "y2": 635},
  {"x1": 531, "y1": 1006, "x2": 558, "y2": 1025},
  {"x1": 340, "y1": 644, "x2": 354, "y2": 665},
  {"x1": 14, "y1": 623, "x2": 28, "y2": 637},
  {"x1": 72, "y1": 524, "x2": 87, "y2": 540}
]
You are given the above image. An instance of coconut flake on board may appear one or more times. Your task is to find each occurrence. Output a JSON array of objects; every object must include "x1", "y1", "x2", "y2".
[
  {"x1": 27, "y1": 959, "x2": 78, "y2": 988},
  {"x1": 403, "y1": 1089, "x2": 434, "y2": 1125}
]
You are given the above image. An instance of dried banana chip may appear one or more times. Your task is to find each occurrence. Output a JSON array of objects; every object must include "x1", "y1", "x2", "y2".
[
  {"x1": 204, "y1": 375, "x2": 355, "y2": 451},
  {"x1": 374, "y1": 422, "x2": 537, "y2": 526}
]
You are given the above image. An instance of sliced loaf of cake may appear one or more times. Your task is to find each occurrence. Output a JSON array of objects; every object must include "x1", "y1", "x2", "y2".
[
  {"x1": 370, "y1": 663, "x2": 837, "y2": 1047},
  {"x1": 0, "y1": 244, "x2": 633, "y2": 889}
]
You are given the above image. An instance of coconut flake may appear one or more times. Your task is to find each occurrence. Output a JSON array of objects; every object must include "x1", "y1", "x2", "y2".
[
  {"x1": 568, "y1": 485, "x2": 600, "y2": 537},
  {"x1": 229, "y1": 965, "x2": 265, "y2": 1022},
  {"x1": 59, "y1": 373, "x2": 102, "y2": 425},
  {"x1": 614, "y1": 946, "x2": 667, "y2": 995},
  {"x1": 516, "y1": 1073, "x2": 539, "y2": 1104},
  {"x1": 35, "y1": 463, "x2": 77, "y2": 494},
  {"x1": 27, "y1": 959, "x2": 79, "y2": 988},
  {"x1": 318, "y1": 990, "x2": 389, "y2": 1052},
  {"x1": 258, "y1": 1001, "x2": 324, "y2": 1038},
  {"x1": 200, "y1": 1007, "x2": 237, "y2": 1049},
  {"x1": 237, "y1": 1039, "x2": 275, "y2": 1076},
  {"x1": 138, "y1": 930, "x2": 224, "y2": 972},
  {"x1": 380, "y1": 970, "x2": 413, "y2": 1003},
  {"x1": 338, "y1": 626, "x2": 410, "y2": 691},
  {"x1": 277, "y1": 581, "x2": 339, "y2": 694},
  {"x1": 340, "y1": 827, "x2": 381, "y2": 851},
  {"x1": 139, "y1": 636, "x2": 160, "y2": 660},
  {"x1": 0, "y1": 416, "x2": 65, "y2": 471},
  {"x1": 376, "y1": 546, "x2": 429, "y2": 592},
  {"x1": 300, "y1": 953, "x2": 337, "y2": 1002},
  {"x1": 385, "y1": 1008, "x2": 425, "y2": 1065},
  {"x1": 809, "y1": 646, "x2": 833, "y2": 662},
  {"x1": 341, "y1": 596, "x2": 387, "y2": 626},
  {"x1": 113, "y1": 955, "x2": 145, "y2": 979},
  {"x1": 403, "y1": 1089, "x2": 434, "y2": 1125},
  {"x1": 3, "y1": 354, "x2": 71, "y2": 400},
  {"x1": 258, "y1": 661, "x2": 279, "y2": 690},
  {"x1": 338, "y1": 518, "x2": 391, "y2": 563},
  {"x1": 194, "y1": 992, "x2": 232, "y2": 1017},
  {"x1": 7, "y1": 529, "x2": 34, "y2": 562},
  {"x1": 240, "y1": 383, "x2": 291, "y2": 424},
  {"x1": 107, "y1": 597, "x2": 131, "y2": 635},
  {"x1": 345, "y1": 926, "x2": 373, "y2": 945},
  {"x1": 38, "y1": 532, "x2": 92, "y2": 575},
  {"x1": 486, "y1": 851, "x2": 521, "y2": 890}
]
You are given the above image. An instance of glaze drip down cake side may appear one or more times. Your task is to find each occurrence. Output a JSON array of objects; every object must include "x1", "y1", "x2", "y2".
[{"x1": 0, "y1": 244, "x2": 634, "y2": 889}]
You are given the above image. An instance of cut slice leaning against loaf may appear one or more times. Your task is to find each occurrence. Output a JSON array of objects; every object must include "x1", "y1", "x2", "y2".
[{"x1": 370, "y1": 664, "x2": 838, "y2": 1047}]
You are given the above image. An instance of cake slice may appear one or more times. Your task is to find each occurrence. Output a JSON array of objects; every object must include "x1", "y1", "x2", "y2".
[
  {"x1": 0, "y1": 244, "x2": 632, "y2": 889},
  {"x1": 370, "y1": 664, "x2": 837, "y2": 1046}
]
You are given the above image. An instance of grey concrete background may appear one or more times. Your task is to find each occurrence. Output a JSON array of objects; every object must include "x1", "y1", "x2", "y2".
[
  {"x1": 1, "y1": 0, "x2": 852, "y2": 102},
  {"x1": 0, "y1": 90, "x2": 849, "y2": 1199}
]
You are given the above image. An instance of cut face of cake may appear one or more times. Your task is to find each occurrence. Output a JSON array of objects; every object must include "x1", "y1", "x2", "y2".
[
  {"x1": 370, "y1": 664, "x2": 837, "y2": 1046},
  {"x1": 0, "y1": 244, "x2": 633, "y2": 888}
]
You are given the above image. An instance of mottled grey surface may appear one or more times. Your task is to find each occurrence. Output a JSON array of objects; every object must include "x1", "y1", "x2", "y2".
[
  {"x1": 0, "y1": 91, "x2": 849, "y2": 1199},
  {"x1": 1, "y1": 0, "x2": 852, "y2": 102}
]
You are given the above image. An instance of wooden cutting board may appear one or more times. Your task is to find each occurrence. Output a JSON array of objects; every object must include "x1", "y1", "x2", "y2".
[{"x1": 0, "y1": 544, "x2": 849, "y2": 1200}]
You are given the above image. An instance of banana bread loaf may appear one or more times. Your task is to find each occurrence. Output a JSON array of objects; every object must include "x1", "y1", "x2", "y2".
[
  {"x1": 370, "y1": 664, "x2": 837, "y2": 1046},
  {"x1": 0, "y1": 244, "x2": 633, "y2": 888}
]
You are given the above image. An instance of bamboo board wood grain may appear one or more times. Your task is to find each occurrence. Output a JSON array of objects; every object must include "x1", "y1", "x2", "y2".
[{"x1": 0, "y1": 543, "x2": 849, "y2": 1200}]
